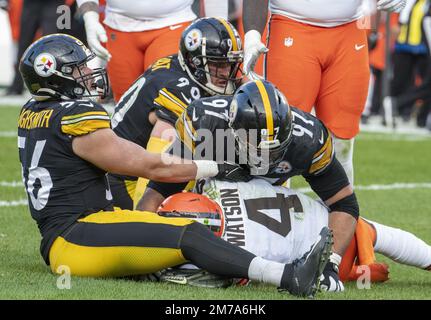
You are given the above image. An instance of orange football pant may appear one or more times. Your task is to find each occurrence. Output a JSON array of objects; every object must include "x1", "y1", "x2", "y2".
[
  {"x1": 265, "y1": 15, "x2": 370, "y2": 139},
  {"x1": 105, "y1": 23, "x2": 190, "y2": 102}
]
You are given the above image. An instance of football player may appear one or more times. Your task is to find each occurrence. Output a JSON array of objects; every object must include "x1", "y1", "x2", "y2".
[
  {"x1": 77, "y1": 0, "x2": 228, "y2": 101},
  {"x1": 16, "y1": 34, "x2": 336, "y2": 298},
  {"x1": 109, "y1": 17, "x2": 244, "y2": 210},
  {"x1": 138, "y1": 80, "x2": 359, "y2": 291},
  {"x1": 242, "y1": 0, "x2": 406, "y2": 187},
  {"x1": 157, "y1": 180, "x2": 431, "y2": 291}
]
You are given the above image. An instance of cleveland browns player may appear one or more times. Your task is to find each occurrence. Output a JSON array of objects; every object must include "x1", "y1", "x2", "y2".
[
  {"x1": 138, "y1": 80, "x2": 359, "y2": 292},
  {"x1": 16, "y1": 34, "x2": 335, "y2": 298},
  {"x1": 109, "y1": 17, "x2": 244, "y2": 210},
  {"x1": 156, "y1": 182, "x2": 431, "y2": 291}
]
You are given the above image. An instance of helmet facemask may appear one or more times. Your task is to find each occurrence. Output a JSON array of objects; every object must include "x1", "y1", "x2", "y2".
[
  {"x1": 233, "y1": 127, "x2": 290, "y2": 175},
  {"x1": 55, "y1": 51, "x2": 110, "y2": 100},
  {"x1": 180, "y1": 39, "x2": 243, "y2": 95}
]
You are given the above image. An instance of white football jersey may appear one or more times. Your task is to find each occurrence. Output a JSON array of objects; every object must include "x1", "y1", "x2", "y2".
[
  {"x1": 201, "y1": 179, "x2": 329, "y2": 264},
  {"x1": 103, "y1": 0, "x2": 196, "y2": 32},
  {"x1": 269, "y1": 0, "x2": 365, "y2": 27}
]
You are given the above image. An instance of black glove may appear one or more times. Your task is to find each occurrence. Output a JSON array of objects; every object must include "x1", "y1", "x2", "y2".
[
  {"x1": 215, "y1": 162, "x2": 252, "y2": 182},
  {"x1": 319, "y1": 261, "x2": 344, "y2": 292}
]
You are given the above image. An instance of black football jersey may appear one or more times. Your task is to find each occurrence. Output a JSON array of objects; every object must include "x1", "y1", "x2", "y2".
[
  {"x1": 111, "y1": 55, "x2": 209, "y2": 179},
  {"x1": 177, "y1": 96, "x2": 334, "y2": 182},
  {"x1": 147, "y1": 95, "x2": 335, "y2": 197},
  {"x1": 17, "y1": 98, "x2": 114, "y2": 264}
]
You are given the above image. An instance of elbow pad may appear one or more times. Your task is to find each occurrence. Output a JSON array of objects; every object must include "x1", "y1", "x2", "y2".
[{"x1": 329, "y1": 193, "x2": 360, "y2": 220}]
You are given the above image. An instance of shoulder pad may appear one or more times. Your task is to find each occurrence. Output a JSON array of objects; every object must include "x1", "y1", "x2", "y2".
[{"x1": 60, "y1": 100, "x2": 110, "y2": 136}]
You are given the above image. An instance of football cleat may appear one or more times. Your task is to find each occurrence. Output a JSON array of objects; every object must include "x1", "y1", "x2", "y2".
[
  {"x1": 279, "y1": 227, "x2": 333, "y2": 298},
  {"x1": 159, "y1": 267, "x2": 234, "y2": 288}
]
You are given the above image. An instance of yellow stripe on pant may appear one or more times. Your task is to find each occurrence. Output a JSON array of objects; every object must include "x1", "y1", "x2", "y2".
[{"x1": 49, "y1": 210, "x2": 193, "y2": 277}]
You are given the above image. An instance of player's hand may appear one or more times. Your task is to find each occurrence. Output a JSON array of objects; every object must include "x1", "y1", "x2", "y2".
[
  {"x1": 216, "y1": 162, "x2": 252, "y2": 182},
  {"x1": 82, "y1": 11, "x2": 112, "y2": 61},
  {"x1": 319, "y1": 253, "x2": 345, "y2": 292},
  {"x1": 377, "y1": 0, "x2": 406, "y2": 13},
  {"x1": 243, "y1": 30, "x2": 268, "y2": 75}
]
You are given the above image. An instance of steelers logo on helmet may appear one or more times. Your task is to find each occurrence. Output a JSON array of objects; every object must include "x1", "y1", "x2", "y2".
[
  {"x1": 275, "y1": 160, "x2": 292, "y2": 174},
  {"x1": 185, "y1": 28, "x2": 202, "y2": 52},
  {"x1": 34, "y1": 53, "x2": 57, "y2": 77}
]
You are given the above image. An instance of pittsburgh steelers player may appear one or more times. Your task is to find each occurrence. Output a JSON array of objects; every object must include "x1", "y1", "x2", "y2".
[
  {"x1": 17, "y1": 33, "x2": 332, "y2": 298},
  {"x1": 109, "y1": 17, "x2": 244, "y2": 209},
  {"x1": 138, "y1": 80, "x2": 359, "y2": 292}
]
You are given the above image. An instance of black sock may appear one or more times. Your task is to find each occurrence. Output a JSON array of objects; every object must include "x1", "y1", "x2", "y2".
[{"x1": 180, "y1": 222, "x2": 255, "y2": 278}]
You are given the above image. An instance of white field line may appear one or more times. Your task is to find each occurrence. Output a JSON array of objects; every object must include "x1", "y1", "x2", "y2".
[
  {"x1": 0, "y1": 131, "x2": 16, "y2": 137},
  {"x1": 0, "y1": 199, "x2": 27, "y2": 207},
  {"x1": 0, "y1": 181, "x2": 23, "y2": 187},
  {"x1": 1, "y1": 182, "x2": 431, "y2": 207}
]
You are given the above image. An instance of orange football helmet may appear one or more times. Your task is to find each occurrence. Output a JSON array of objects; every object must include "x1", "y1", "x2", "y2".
[{"x1": 157, "y1": 192, "x2": 225, "y2": 237}]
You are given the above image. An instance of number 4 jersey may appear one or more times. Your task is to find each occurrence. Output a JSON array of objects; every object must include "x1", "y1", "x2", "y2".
[
  {"x1": 201, "y1": 178, "x2": 329, "y2": 263},
  {"x1": 17, "y1": 99, "x2": 114, "y2": 264}
]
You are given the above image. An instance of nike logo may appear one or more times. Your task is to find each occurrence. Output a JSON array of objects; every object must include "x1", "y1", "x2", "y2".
[
  {"x1": 180, "y1": 92, "x2": 191, "y2": 104},
  {"x1": 164, "y1": 277, "x2": 187, "y2": 285},
  {"x1": 192, "y1": 108, "x2": 199, "y2": 122},
  {"x1": 319, "y1": 131, "x2": 324, "y2": 144},
  {"x1": 169, "y1": 24, "x2": 183, "y2": 31},
  {"x1": 355, "y1": 44, "x2": 366, "y2": 51}
]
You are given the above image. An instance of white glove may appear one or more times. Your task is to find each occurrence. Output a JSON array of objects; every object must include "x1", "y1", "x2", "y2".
[
  {"x1": 243, "y1": 30, "x2": 268, "y2": 75},
  {"x1": 83, "y1": 11, "x2": 112, "y2": 61},
  {"x1": 319, "y1": 253, "x2": 345, "y2": 292},
  {"x1": 377, "y1": 0, "x2": 406, "y2": 13}
]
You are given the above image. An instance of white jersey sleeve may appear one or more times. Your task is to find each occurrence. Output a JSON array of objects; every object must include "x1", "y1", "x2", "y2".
[
  {"x1": 201, "y1": 178, "x2": 329, "y2": 263},
  {"x1": 269, "y1": 0, "x2": 364, "y2": 27},
  {"x1": 103, "y1": 0, "x2": 196, "y2": 32}
]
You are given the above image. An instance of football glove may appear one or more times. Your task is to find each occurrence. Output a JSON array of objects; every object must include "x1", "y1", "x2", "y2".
[
  {"x1": 159, "y1": 267, "x2": 233, "y2": 288},
  {"x1": 243, "y1": 30, "x2": 268, "y2": 76},
  {"x1": 216, "y1": 162, "x2": 252, "y2": 182},
  {"x1": 377, "y1": 0, "x2": 406, "y2": 12},
  {"x1": 82, "y1": 11, "x2": 112, "y2": 61},
  {"x1": 319, "y1": 253, "x2": 344, "y2": 292}
]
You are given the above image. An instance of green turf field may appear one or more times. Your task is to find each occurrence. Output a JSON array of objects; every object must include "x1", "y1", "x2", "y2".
[{"x1": 0, "y1": 105, "x2": 430, "y2": 300}]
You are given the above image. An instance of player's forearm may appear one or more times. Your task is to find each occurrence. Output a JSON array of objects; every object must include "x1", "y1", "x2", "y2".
[
  {"x1": 243, "y1": 0, "x2": 269, "y2": 34},
  {"x1": 136, "y1": 187, "x2": 166, "y2": 212}
]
